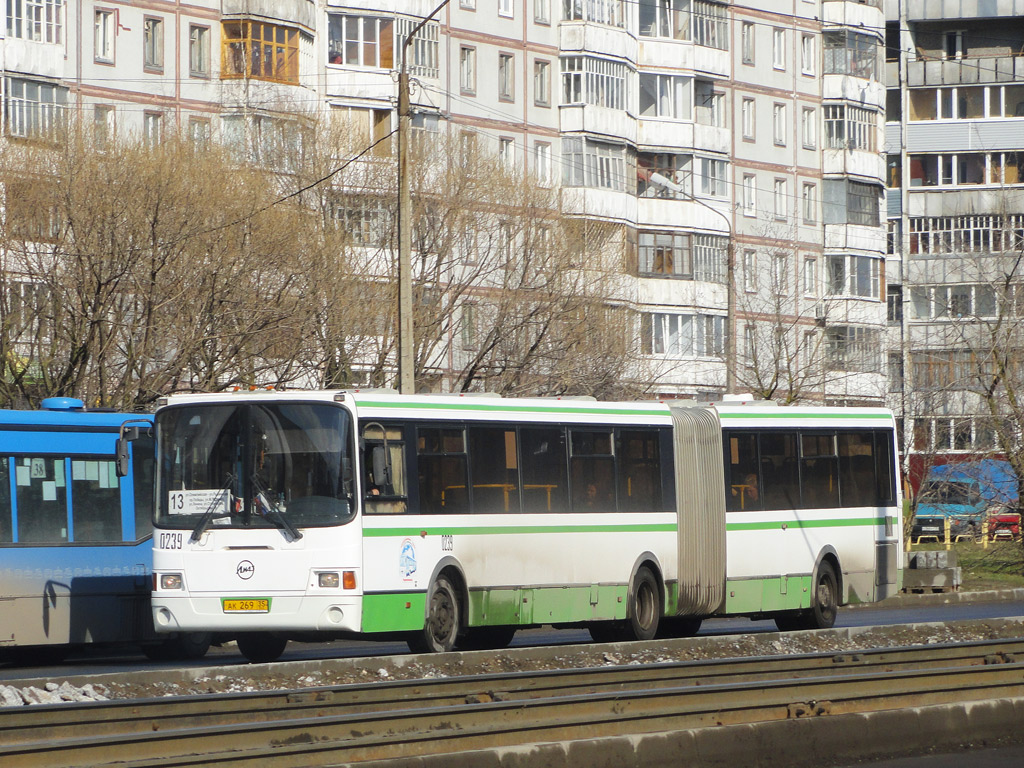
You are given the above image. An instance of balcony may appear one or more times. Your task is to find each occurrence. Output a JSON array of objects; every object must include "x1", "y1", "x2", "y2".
[{"x1": 907, "y1": 56, "x2": 1024, "y2": 87}]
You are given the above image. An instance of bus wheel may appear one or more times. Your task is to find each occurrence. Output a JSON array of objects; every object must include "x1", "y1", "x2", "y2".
[
  {"x1": 808, "y1": 561, "x2": 838, "y2": 629},
  {"x1": 236, "y1": 633, "x2": 288, "y2": 663},
  {"x1": 627, "y1": 567, "x2": 661, "y2": 641},
  {"x1": 457, "y1": 626, "x2": 516, "y2": 651},
  {"x1": 409, "y1": 575, "x2": 460, "y2": 654}
]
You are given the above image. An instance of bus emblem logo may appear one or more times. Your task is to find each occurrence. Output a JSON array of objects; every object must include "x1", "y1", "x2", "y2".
[
  {"x1": 236, "y1": 560, "x2": 255, "y2": 580},
  {"x1": 399, "y1": 539, "x2": 417, "y2": 580}
]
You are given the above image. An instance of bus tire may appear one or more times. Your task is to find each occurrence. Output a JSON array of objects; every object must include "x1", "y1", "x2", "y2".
[
  {"x1": 627, "y1": 566, "x2": 661, "y2": 641},
  {"x1": 236, "y1": 633, "x2": 287, "y2": 663},
  {"x1": 408, "y1": 575, "x2": 460, "y2": 654},
  {"x1": 808, "y1": 561, "x2": 838, "y2": 629}
]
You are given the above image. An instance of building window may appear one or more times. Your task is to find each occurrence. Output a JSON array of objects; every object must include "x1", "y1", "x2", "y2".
[
  {"x1": 93, "y1": 104, "x2": 113, "y2": 148},
  {"x1": 143, "y1": 112, "x2": 163, "y2": 147},
  {"x1": 743, "y1": 250, "x2": 757, "y2": 291},
  {"x1": 699, "y1": 157, "x2": 728, "y2": 197},
  {"x1": 773, "y1": 28, "x2": 786, "y2": 70},
  {"x1": 801, "y1": 107, "x2": 816, "y2": 149},
  {"x1": 802, "y1": 182, "x2": 816, "y2": 224},
  {"x1": 396, "y1": 17, "x2": 439, "y2": 77},
  {"x1": 909, "y1": 284, "x2": 997, "y2": 319},
  {"x1": 143, "y1": 17, "x2": 164, "y2": 70},
  {"x1": 3, "y1": 77, "x2": 67, "y2": 139},
  {"x1": 499, "y1": 137, "x2": 515, "y2": 168},
  {"x1": 534, "y1": 0, "x2": 550, "y2": 24},
  {"x1": 499, "y1": 0, "x2": 514, "y2": 18},
  {"x1": 534, "y1": 142, "x2": 552, "y2": 185},
  {"x1": 741, "y1": 21, "x2": 754, "y2": 65},
  {"x1": 641, "y1": 313, "x2": 726, "y2": 357},
  {"x1": 887, "y1": 285, "x2": 903, "y2": 324},
  {"x1": 189, "y1": 25, "x2": 210, "y2": 77},
  {"x1": 189, "y1": 117, "x2": 211, "y2": 147},
  {"x1": 771, "y1": 252, "x2": 789, "y2": 295},
  {"x1": 773, "y1": 103, "x2": 786, "y2": 146},
  {"x1": 534, "y1": 59, "x2": 550, "y2": 106},
  {"x1": 562, "y1": 137, "x2": 627, "y2": 191},
  {"x1": 639, "y1": 73, "x2": 691, "y2": 120},
  {"x1": 826, "y1": 326, "x2": 881, "y2": 372},
  {"x1": 803, "y1": 256, "x2": 818, "y2": 296},
  {"x1": 460, "y1": 46, "x2": 476, "y2": 93},
  {"x1": 223, "y1": 20, "x2": 301, "y2": 83},
  {"x1": 327, "y1": 16, "x2": 393, "y2": 69},
  {"x1": 945, "y1": 30, "x2": 965, "y2": 60},
  {"x1": 824, "y1": 104, "x2": 878, "y2": 152},
  {"x1": 638, "y1": 152, "x2": 692, "y2": 198},
  {"x1": 499, "y1": 52, "x2": 515, "y2": 101},
  {"x1": 827, "y1": 255, "x2": 881, "y2": 299},
  {"x1": 692, "y1": 1, "x2": 728, "y2": 50},
  {"x1": 774, "y1": 178, "x2": 787, "y2": 220},
  {"x1": 742, "y1": 174, "x2": 756, "y2": 216},
  {"x1": 639, "y1": 232, "x2": 691, "y2": 277},
  {"x1": 741, "y1": 97, "x2": 755, "y2": 140},
  {"x1": 460, "y1": 0, "x2": 476, "y2": 9},
  {"x1": 696, "y1": 81, "x2": 725, "y2": 127},
  {"x1": 693, "y1": 234, "x2": 729, "y2": 283},
  {"x1": 561, "y1": 56, "x2": 628, "y2": 110},
  {"x1": 564, "y1": 0, "x2": 625, "y2": 28},
  {"x1": 800, "y1": 33, "x2": 815, "y2": 75},
  {"x1": 824, "y1": 30, "x2": 877, "y2": 80},
  {"x1": 7, "y1": 0, "x2": 62, "y2": 44},
  {"x1": 94, "y1": 8, "x2": 114, "y2": 63},
  {"x1": 461, "y1": 304, "x2": 478, "y2": 350}
]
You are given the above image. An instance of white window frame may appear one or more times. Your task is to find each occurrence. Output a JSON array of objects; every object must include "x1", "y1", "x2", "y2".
[
  {"x1": 94, "y1": 8, "x2": 114, "y2": 63},
  {"x1": 801, "y1": 106, "x2": 816, "y2": 149},
  {"x1": 772, "y1": 252, "x2": 790, "y2": 295},
  {"x1": 534, "y1": 142, "x2": 552, "y2": 185},
  {"x1": 499, "y1": 136, "x2": 516, "y2": 169},
  {"x1": 802, "y1": 182, "x2": 817, "y2": 224},
  {"x1": 774, "y1": 178, "x2": 787, "y2": 221},
  {"x1": 639, "y1": 72, "x2": 691, "y2": 120},
  {"x1": 741, "y1": 21, "x2": 755, "y2": 65},
  {"x1": 742, "y1": 174, "x2": 756, "y2": 216},
  {"x1": 143, "y1": 111, "x2": 163, "y2": 147},
  {"x1": 741, "y1": 97, "x2": 755, "y2": 140},
  {"x1": 189, "y1": 25, "x2": 210, "y2": 78},
  {"x1": 803, "y1": 256, "x2": 818, "y2": 296},
  {"x1": 499, "y1": 0, "x2": 514, "y2": 18},
  {"x1": 534, "y1": 59, "x2": 550, "y2": 106},
  {"x1": 534, "y1": 0, "x2": 550, "y2": 24},
  {"x1": 773, "y1": 28, "x2": 786, "y2": 70},
  {"x1": 773, "y1": 102, "x2": 786, "y2": 146},
  {"x1": 7, "y1": 0, "x2": 62, "y2": 44},
  {"x1": 460, "y1": 46, "x2": 476, "y2": 94},
  {"x1": 143, "y1": 16, "x2": 164, "y2": 70},
  {"x1": 699, "y1": 157, "x2": 728, "y2": 198},
  {"x1": 800, "y1": 33, "x2": 815, "y2": 75},
  {"x1": 743, "y1": 249, "x2": 757, "y2": 291},
  {"x1": 499, "y1": 52, "x2": 515, "y2": 101}
]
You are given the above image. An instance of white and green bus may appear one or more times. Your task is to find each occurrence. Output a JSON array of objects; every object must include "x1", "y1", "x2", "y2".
[{"x1": 146, "y1": 391, "x2": 902, "y2": 662}]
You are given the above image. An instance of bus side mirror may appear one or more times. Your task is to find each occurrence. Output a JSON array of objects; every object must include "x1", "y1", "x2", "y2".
[
  {"x1": 372, "y1": 445, "x2": 391, "y2": 486},
  {"x1": 116, "y1": 420, "x2": 150, "y2": 477}
]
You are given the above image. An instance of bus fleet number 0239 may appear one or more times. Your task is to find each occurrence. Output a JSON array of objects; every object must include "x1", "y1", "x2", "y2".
[{"x1": 158, "y1": 531, "x2": 184, "y2": 550}]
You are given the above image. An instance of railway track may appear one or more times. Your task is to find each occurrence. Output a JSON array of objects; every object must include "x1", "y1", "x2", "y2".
[{"x1": 3, "y1": 638, "x2": 1024, "y2": 767}]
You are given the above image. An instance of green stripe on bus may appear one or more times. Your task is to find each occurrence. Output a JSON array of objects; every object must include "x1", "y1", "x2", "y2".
[
  {"x1": 717, "y1": 411, "x2": 891, "y2": 420},
  {"x1": 726, "y1": 516, "x2": 886, "y2": 531},
  {"x1": 355, "y1": 400, "x2": 669, "y2": 417},
  {"x1": 364, "y1": 523, "x2": 678, "y2": 537}
]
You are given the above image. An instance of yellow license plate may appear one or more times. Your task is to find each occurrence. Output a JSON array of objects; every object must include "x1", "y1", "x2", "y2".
[{"x1": 222, "y1": 599, "x2": 270, "y2": 613}]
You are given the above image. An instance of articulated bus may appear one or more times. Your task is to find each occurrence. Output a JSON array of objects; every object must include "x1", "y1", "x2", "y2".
[
  {"x1": 147, "y1": 391, "x2": 903, "y2": 662},
  {"x1": 0, "y1": 398, "x2": 209, "y2": 664}
]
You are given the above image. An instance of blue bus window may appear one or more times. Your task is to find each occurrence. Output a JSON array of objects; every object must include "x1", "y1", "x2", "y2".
[
  {"x1": 16, "y1": 456, "x2": 68, "y2": 543},
  {"x1": 71, "y1": 459, "x2": 122, "y2": 542},
  {"x1": 0, "y1": 459, "x2": 10, "y2": 542}
]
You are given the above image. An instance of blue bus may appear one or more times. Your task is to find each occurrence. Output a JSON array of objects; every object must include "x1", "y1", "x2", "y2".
[{"x1": 0, "y1": 398, "x2": 208, "y2": 664}]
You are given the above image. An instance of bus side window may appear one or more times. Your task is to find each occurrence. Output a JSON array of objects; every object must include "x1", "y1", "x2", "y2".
[
  {"x1": 759, "y1": 432, "x2": 800, "y2": 510},
  {"x1": 362, "y1": 425, "x2": 407, "y2": 515},
  {"x1": 838, "y1": 432, "x2": 876, "y2": 507},
  {"x1": 521, "y1": 427, "x2": 568, "y2": 513},
  {"x1": 417, "y1": 427, "x2": 468, "y2": 514},
  {"x1": 874, "y1": 429, "x2": 896, "y2": 503},
  {"x1": 726, "y1": 432, "x2": 760, "y2": 511},
  {"x1": 71, "y1": 458, "x2": 123, "y2": 542},
  {"x1": 16, "y1": 457, "x2": 68, "y2": 543},
  {"x1": 468, "y1": 427, "x2": 520, "y2": 514},
  {"x1": 800, "y1": 433, "x2": 840, "y2": 509},
  {"x1": 132, "y1": 436, "x2": 155, "y2": 540},
  {"x1": 617, "y1": 429, "x2": 661, "y2": 512},
  {"x1": 570, "y1": 430, "x2": 615, "y2": 512},
  {"x1": 0, "y1": 458, "x2": 10, "y2": 543}
]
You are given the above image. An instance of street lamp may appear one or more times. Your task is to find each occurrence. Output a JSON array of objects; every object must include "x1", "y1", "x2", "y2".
[{"x1": 397, "y1": 0, "x2": 451, "y2": 395}]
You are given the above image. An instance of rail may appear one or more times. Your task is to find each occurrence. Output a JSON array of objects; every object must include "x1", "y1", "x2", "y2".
[{"x1": 3, "y1": 639, "x2": 1024, "y2": 767}]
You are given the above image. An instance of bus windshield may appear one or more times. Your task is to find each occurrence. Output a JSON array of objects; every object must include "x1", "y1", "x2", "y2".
[{"x1": 155, "y1": 402, "x2": 354, "y2": 532}]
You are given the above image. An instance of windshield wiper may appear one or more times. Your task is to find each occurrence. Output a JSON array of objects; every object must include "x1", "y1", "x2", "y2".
[
  {"x1": 190, "y1": 473, "x2": 236, "y2": 543},
  {"x1": 252, "y1": 477, "x2": 303, "y2": 541}
]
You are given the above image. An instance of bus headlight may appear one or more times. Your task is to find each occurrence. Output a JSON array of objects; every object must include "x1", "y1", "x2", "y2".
[
  {"x1": 318, "y1": 572, "x2": 340, "y2": 588},
  {"x1": 160, "y1": 573, "x2": 183, "y2": 590}
]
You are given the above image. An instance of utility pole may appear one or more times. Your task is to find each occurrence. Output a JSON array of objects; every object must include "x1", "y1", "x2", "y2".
[{"x1": 397, "y1": 0, "x2": 451, "y2": 395}]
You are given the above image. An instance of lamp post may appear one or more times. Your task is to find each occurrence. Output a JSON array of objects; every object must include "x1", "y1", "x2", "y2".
[{"x1": 397, "y1": 0, "x2": 451, "y2": 394}]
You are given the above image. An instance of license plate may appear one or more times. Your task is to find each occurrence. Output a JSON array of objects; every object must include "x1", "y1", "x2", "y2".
[{"x1": 222, "y1": 598, "x2": 270, "y2": 613}]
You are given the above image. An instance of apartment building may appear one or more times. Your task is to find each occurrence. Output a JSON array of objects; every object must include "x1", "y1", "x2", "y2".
[
  {"x1": 1, "y1": 1, "x2": 888, "y2": 401},
  {"x1": 886, "y1": 0, "x2": 1024, "y2": 471}
]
